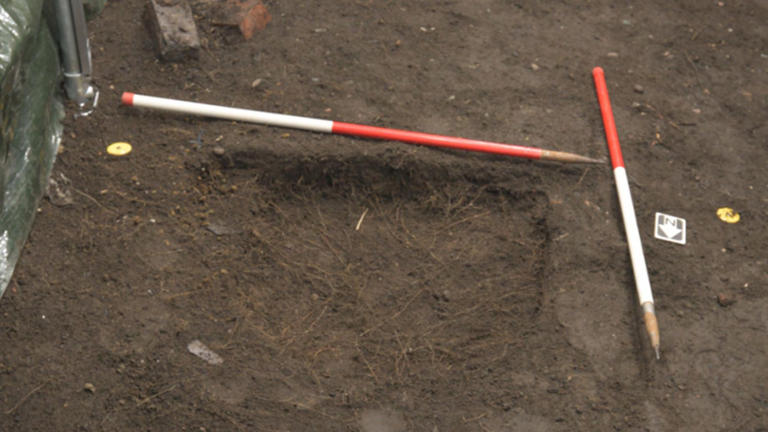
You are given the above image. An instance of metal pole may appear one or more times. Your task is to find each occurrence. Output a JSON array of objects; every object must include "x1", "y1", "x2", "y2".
[{"x1": 52, "y1": 0, "x2": 98, "y2": 114}]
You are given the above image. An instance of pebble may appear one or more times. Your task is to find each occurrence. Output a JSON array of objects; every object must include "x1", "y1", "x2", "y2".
[
  {"x1": 606, "y1": 52, "x2": 619, "y2": 58},
  {"x1": 717, "y1": 293, "x2": 735, "y2": 307},
  {"x1": 188, "y1": 340, "x2": 224, "y2": 365},
  {"x1": 84, "y1": 383, "x2": 96, "y2": 393},
  {"x1": 633, "y1": 84, "x2": 644, "y2": 94},
  {"x1": 531, "y1": 63, "x2": 540, "y2": 71},
  {"x1": 212, "y1": 146, "x2": 225, "y2": 156}
]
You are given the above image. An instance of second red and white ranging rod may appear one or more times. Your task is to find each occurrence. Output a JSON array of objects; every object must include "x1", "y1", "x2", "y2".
[
  {"x1": 592, "y1": 67, "x2": 660, "y2": 359},
  {"x1": 121, "y1": 92, "x2": 603, "y2": 164}
]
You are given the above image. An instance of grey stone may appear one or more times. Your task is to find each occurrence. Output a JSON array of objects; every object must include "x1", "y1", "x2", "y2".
[{"x1": 145, "y1": 0, "x2": 200, "y2": 61}]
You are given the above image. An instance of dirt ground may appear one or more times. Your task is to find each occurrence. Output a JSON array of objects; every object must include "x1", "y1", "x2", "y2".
[{"x1": 1, "y1": 0, "x2": 766, "y2": 430}]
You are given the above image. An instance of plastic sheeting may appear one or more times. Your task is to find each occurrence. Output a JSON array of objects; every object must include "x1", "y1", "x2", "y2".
[
  {"x1": 84, "y1": 0, "x2": 107, "y2": 19},
  {"x1": 0, "y1": 0, "x2": 65, "y2": 296}
]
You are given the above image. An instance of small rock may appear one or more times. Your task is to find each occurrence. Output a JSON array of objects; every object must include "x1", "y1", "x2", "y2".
[
  {"x1": 239, "y1": 1, "x2": 271, "y2": 40},
  {"x1": 251, "y1": 78, "x2": 262, "y2": 88},
  {"x1": 188, "y1": 340, "x2": 223, "y2": 365},
  {"x1": 606, "y1": 52, "x2": 619, "y2": 58},
  {"x1": 212, "y1": 146, "x2": 225, "y2": 156},
  {"x1": 205, "y1": 221, "x2": 237, "y2": 235},
  {"x1": 633, "y1": 84, "x2": 644, "y2": 94},
  {"x1": 717, "y1": 293, "x2": 735, "y2": 307},
  {"x1": 84, "y1": 383, "x2": 96, "y2": 393},
  {"x1": 530, "y1": 63, "x2": 540, "y2": 71}
]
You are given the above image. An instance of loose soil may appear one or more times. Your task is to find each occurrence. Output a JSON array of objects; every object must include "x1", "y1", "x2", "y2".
[{"x1": 1, "y1": 1, "x2": 767, "y2": 430}]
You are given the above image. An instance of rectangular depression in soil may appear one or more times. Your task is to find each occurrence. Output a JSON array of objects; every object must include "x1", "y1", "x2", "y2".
[{"x1": 199, "y1": 150, "x2": 551, "y2": 420}]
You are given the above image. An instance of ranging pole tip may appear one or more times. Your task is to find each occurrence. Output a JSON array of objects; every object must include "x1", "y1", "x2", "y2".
[
  {"x1": 121, "y1": 92, "x2": 134, "y2": 106},
  {"x1": 592, "y1": 66, "x2": 604, "y2": 76},
  {"x1": 583, "y1": 156, "x2": 608, "y2": 164}
]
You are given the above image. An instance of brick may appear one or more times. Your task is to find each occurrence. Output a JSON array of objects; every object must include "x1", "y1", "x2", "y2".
[{"x1": 144, "y1": 0, "x2": 200, "y2": 62}]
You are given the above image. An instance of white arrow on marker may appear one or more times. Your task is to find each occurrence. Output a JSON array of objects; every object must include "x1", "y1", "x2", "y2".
[{"x1": 658, "y1": 217, "x2": 682, "y2": 239}]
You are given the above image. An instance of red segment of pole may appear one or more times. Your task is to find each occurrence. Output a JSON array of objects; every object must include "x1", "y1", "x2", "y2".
[
  {"x1": 122, "y1": 92, "x2": 134, "y2": 106},
  {"x1": 592, "y1": 67, "x2": 625, "y2": 169},
  {"x1": 331, "y1": 121, "x2": 543, "y2": 161}
]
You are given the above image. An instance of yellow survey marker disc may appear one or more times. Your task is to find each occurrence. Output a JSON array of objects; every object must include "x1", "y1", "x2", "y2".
[
  {"x1": 107, "y1": 142, "x2": 132, "y2": 156},
  {"x1": 716, "y1": 207, "x2": 740, "y2": 223}
]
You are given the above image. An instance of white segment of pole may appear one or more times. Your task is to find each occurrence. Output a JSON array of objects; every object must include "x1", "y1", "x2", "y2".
[
  {"x1": 613, "y1": 167, "x2": 654, "y2": 305},
  {"x1": 129, "y1": 93, "x2": 334, "y2": 133}
]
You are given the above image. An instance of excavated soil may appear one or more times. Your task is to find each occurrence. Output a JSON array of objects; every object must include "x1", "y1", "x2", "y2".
[{"x1": 1, "y1": 1, "x2": 767, "y2": 430}]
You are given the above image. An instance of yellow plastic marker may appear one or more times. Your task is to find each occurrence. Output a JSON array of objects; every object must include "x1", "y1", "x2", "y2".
[
  {"x1": 716, "y1": 207, "x2": 740, "y2": 223},
  {"x1": 107, "y1": 142, "x2": 132, "y2": 156}
]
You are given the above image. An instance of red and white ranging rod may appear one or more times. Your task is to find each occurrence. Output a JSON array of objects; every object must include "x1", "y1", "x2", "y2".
[
  {"x1": 121, "y1": 92, "x2": 603, "y2": 164},
  {"x1": 592, "y1": 67, "x2": 660, "y2": 359}
]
